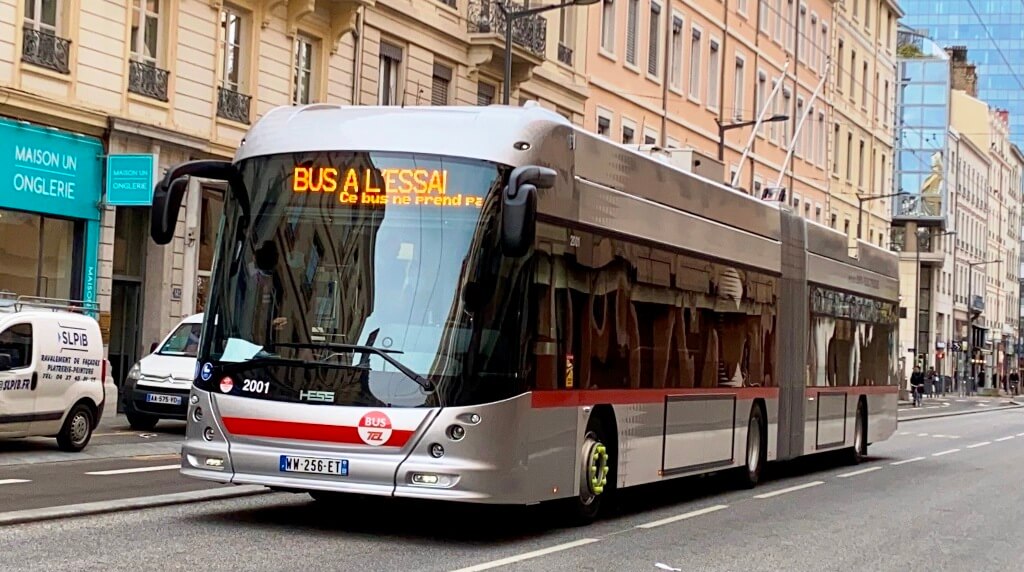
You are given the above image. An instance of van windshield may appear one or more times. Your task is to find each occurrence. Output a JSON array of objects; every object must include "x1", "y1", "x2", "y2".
[{"x1": 159, "y1": 323, "x2": 202, "y2": 357}]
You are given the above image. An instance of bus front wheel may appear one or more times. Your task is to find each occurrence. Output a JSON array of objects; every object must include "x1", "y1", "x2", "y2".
[
  {"x1": 738, "y1": 405, "x2": 766, "y2": 488},
  {"x1": 569, "y1": 413, "x2": 615, "y2": 524}
]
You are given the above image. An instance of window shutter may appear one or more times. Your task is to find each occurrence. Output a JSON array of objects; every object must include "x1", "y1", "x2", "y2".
[
  {"x1": 648, "y1": 3, "x2": 661, "y2": 76},
  {"x1": 626, "y1": 0, "x2": 638, "y2": 64},
  {"x1": 431, "y1": 63, "x2": 452, "y2": 106},
  {"x1": 477, "y1": 82, "x2": 495, "y2": 106}
]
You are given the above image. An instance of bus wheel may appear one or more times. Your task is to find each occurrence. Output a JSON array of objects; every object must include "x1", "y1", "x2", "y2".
[
  {"x1": 846, "y1": 401, "x2": 867, "y2": 465},
  {"x1": 570, "y1": 416, "x2": 614, "y2": 523},
  {"x1": 738, "y1": 405, "x2": 765, "y2": 488}
]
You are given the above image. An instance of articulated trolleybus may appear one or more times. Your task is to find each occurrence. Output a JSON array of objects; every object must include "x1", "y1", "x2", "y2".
[{"x1": 149, "y1": 103, "x2": 899, "y2": 520}]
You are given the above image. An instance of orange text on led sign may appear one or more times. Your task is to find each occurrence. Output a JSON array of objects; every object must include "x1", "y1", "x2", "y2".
[{"x1": 292, "y1": 167, "x2": 483, "y2": 208}]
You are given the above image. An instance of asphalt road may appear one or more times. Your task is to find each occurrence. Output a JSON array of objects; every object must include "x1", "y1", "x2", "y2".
[{"x1": 1, "y1": 408, "x2": 1022, "y2": 571}]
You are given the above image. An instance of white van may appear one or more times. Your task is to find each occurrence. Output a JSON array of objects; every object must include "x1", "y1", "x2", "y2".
[
  {"x1": 0, "y1": 295, "x2": 111, "y2": 451},
  {"x1": 122, "y1": 313, "x2": 202, "y2": 430}
]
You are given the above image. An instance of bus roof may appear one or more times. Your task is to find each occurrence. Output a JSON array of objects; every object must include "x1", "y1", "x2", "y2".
[{"x1": 235, "y1": 102, "x2": 572, "y2": 168}]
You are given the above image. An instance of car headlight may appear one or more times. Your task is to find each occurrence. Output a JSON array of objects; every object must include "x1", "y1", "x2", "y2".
[{"x1": 127, "y1": 362, "x2": 141, "y2": 382}]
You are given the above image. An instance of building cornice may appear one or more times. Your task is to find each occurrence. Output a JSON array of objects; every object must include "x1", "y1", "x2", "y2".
[
  {"x1": 107, "y1": 116, "x2": 234, "y2": 158},
  {"x1": 0, "y1": 86, "x2": 108, "y2": 138}
]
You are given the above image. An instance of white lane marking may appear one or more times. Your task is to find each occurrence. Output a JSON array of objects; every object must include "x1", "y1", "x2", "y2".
[
  {"x1": 898, "y1": 431, "x2": 911, "y2": 435},
  {"x1": 995, "y1": 436, "x2": 1015, "y2": 442},
  {"x1": 1017, "y1": 433, "x2": 1024, "y2": 437},
  {"x1": 448, "y1": 538, "x2": 600, "y2": 572},
  {"x1": 926, "y1": 406, "x2": 940, "y2": 410},
  {"x1": 0, "y1": 479, "x2": 30, "y2": 486},
  {"x1": 636, "y1": 504, "x2": 729, "y2": 529},
  {"x1": 85, "y1": 464, "x2": 180, "y2": 476},
  {"x1": 891, "y1": 457, "x2": 926, "y2": 466},
  {"x1": 966, "y1": 442, "x2": 992, "y2": 449},
  {"x1": 917, "y1": 433, "x2": 929, "y2": 437},
  {"x1": 932, "y1": 449, "x2": 960, "y2": 457},
  {"x1": 836, "y1": 466, "x2": 882, "y2": 478},
  {"x1": 977, "y1": 403, "x2": 990, "y2": 407},
  {"x1": 932, "y1": 434, "x2": 947, "y2": 438},
  {"x1": 753, "y1": 481, "x2": 824, "y2": 499}
]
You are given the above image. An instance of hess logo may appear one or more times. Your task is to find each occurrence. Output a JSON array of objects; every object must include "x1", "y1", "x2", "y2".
[{"x1": 357, "y1": 411, "x2": 392, "y2": 446}]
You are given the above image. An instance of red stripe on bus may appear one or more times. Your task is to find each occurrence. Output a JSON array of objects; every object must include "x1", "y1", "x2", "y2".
[
  {"x1": 531, "y1": 387, "x2": 781, "y2": 408},
  {"x1": 221, "y1": 417, "x2": 414, "y2": 447}
]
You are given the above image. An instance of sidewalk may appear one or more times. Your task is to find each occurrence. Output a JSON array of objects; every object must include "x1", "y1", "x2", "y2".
[{"x1": 898, "y1": 394, "x2": 1021, "y2": 407}]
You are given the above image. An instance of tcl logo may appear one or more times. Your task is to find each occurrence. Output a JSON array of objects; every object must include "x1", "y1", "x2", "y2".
[{"x1": 357, "y1": 411, "x2": 393, "y2": 446}]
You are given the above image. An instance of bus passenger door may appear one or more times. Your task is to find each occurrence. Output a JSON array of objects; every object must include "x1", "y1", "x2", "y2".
[{"x1": 0, "y1": 322, "x2": 37, "y2": 436}]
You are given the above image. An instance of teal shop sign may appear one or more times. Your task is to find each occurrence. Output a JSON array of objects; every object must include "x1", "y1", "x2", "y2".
[
  {"x1": 0, "y1": 117, "x2": 103, "y2": 221},
  {"x1": 106, "y1": 154, "x2": 155, "y2": 206}
]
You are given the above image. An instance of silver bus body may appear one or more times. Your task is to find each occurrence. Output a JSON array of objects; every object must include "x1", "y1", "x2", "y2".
[{"x1": 181, "y1": 103, "x2": 899, "y2": 504}]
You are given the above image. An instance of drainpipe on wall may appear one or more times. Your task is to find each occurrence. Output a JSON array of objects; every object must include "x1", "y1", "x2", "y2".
[
  {"x1": 660, "y1": 3, "x2": 671, "y2": 147},
  {"x1": 350, "y1": 10, "x2": 366, "y2": 106}
]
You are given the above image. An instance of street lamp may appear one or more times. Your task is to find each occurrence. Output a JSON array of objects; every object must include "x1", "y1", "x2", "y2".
[
  {"x1": 856, "y1": 192, "x2": 907, "y2": 240},
  {"x1": 497, "y1": 0, "x2": 600, "y2": 105},
  {"x1": 912, "y1": 228, "x2": 955, "y2": 376},
  {"x1": 716, "y1": 115, "x2": 788, "y2": 161},
  {"x1": 967, "y1": 258, "x2": 1002, "y2": 391}
]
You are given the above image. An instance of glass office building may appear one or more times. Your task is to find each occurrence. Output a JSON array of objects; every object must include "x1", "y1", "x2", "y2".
[{"x1": 900, "y1": 0, "x2": 1024, "y2": 146}]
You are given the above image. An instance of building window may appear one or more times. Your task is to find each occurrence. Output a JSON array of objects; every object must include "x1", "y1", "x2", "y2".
[
  {"x1": 795, "y1": 97, "x2": 804, "y2": 155},
  {"x1": 557, "y1": 5, "x2": 575, "y2": 65},
  {"x1": 477, "y1": 82, "x2": 495, "y2": 106},
  {"x1": 601, "y1": 0, "x2": 615, "y2": 52},
  {"x1": 622, "y1": 123, "x2": 635, "y2": 144},
  {"x1": 377, "y1": 42, "x2": 402, "y2": 106},
  {"x1": 669, "y1": 16, "x2": 683, "y2": 89},
  {"x1": 733, "y1": 56, "x2": 745, "y2": 121},
  {"x1": 127, "y1": 0, "x2": 170, "y2": 101},
  {"x1": 431, "y1": 62, "x2": 451, "y2": 105},
  {"x1": 817, "y1": 112, "x2": 825, "y2": 166},
  {"x1": 836, "y1": 39, "x2": 844, "y2": 93},
  {"x1": 647, "y1": 2, "x2": 661, "y2": 77},
  {"x1": 707, "y1": 39, "x2": 720, "y2": 107},
  {"x1": 848, "y1": 50, "x2": 856, "y2": 101},
  {"x1": 758, "y1": 0, "x2": 768, "y2": 32},
  {"x1": 597, "y1": 113, "x2": 611, "y2": 137},
  {"x1": 832, "y1": 123, "x2": 840, "y2": 174},
  {"x1": 216, "y1": 7, "x2": 250, "y2": 123},
  {"x1": 809, "y1": 14, "x2": 817, "y2": 70},
  {"x1": 781, "y1": 88, "x2": 791, "y2": 147},
  {"x1": 756, "y1": 70, "x2": 766, "y2": 134},
  {"x1": 785, "y1": 0, "x2": 794, "y2": 53},
  {"x1": 861, "y1": 61, "x2": 868, "y2": 110},
  {"x1": 858, "y1": 140, "x2": 865, "y2": 187},
  {"x1": 845, "y1": 132, "x2": 852, "y2": 180},
  {"x1": 625, "y1": 0, "x2": 639, "y2": 65},
  {"x1": 773, "y1": 0, "x2": 782, "y2": 42},
  {"x1": 689, "y1": 27, "x2": 702, "y2": 99},
  {"x1": 22, "y1": 0, "x2": 70, "y2": 74},
  {"x1": 798, "y1": 4, "x2": 807, "y2": 62},
  {"x1": 644, "y1": 128, "x2": 658, "y2": 145},
  {"x1": 293, "y1": 34, "x2": 317, "y2": 105},
  {"x1": 130, "y1": 0, "x2": 161, "y2": 65}
]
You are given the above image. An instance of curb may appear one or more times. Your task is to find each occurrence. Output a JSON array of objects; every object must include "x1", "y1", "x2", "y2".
[
  {"x1": 0, "y1": 485, "x2": 271, "y2": 527},
  {"x1": 899, "y1": 402, "x2": 1023, "y2": 423}
]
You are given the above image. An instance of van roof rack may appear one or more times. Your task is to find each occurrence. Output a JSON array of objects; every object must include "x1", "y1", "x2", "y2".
[{"x1": 0, "y1": 292, "x2": 99, "y2": 317}]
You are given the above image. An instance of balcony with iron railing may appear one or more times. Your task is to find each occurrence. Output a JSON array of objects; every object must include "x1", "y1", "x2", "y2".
[
  {"x1": 21, "y1": 27, "x2": 71, "y2": 74},
  {"x1": 217, "y1": 86, "x2": 252, "y2": 124},
  {"x1": 128, "y1": 59, "x2": 170, "y2": 102},
  {"x1": 467, "y1": 0, "x2": 547, "y2": 58}
]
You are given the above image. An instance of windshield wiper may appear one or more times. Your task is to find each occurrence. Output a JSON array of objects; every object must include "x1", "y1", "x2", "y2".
[{"x1": 272, "y1": 341, "x2": 434, "y2": 392}]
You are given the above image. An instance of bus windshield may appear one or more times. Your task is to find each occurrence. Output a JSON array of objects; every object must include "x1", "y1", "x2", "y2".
[{"x1": 199, "y1": 151, "x2": 533, "y2": 408}]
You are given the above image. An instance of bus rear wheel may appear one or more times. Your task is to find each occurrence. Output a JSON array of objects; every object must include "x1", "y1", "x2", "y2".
[
  {"x1": 569, "y1": 414, "x2": 615, "y2": 524},
  {"x1": 846, "y1": 401, "x2": 867, "y2": 465},
  {"x1": 738, "y1": 405, "x2": 766, "y2": 488}
]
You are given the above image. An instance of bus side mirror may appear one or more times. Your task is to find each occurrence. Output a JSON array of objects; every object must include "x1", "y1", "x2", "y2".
[
  {"x1": 501, "y1": 165, "x2": 557, "y2": 257},
  {"x1": 150, "y1": 160, "x2": 251, "y2": 245},
  {"x1": 151, "y1": 176, "x2": 189, "y2": 245}
]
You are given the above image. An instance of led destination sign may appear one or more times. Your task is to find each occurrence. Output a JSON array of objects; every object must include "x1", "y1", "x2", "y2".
[{"x1": 292, "y1": 166, "x2": 483, "y2": 208}]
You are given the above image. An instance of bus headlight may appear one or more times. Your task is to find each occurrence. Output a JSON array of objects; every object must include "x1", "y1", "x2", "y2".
[{"x1": 430, "y1": 443, "x2": 444, "y2": 458}]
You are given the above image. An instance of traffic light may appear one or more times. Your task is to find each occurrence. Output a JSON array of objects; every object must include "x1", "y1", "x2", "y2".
[{"x1": 936, "y1": 350, "x2": 945, "y2": 360}]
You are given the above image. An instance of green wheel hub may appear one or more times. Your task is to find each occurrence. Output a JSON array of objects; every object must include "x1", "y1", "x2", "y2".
[{"x1": 587, "y1": 441, "x2": 610, "y2": 495}]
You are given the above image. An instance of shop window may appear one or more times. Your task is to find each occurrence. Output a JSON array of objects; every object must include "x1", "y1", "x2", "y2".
[
  {"x1": 113, "y1": 208, "x2": 147, "y2": 278},
  {"x1": 0, "y1": 323, "x2": 33, "y2": 370},
  {"x1": 0, "y1": 209, "x2": 78, "y2": 300}
]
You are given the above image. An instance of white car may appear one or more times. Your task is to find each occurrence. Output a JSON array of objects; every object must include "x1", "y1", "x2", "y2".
[
  {"x1": 0, "y1": 297, "x2": 112, "y2": 451},
  {"x1": 122, "y1": 313, "x2": 202, "y2": 430}
]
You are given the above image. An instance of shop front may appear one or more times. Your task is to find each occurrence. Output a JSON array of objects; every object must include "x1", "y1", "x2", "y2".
[{"x1": 0, "y1": 117, "x2": 103, "y2": 306}]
